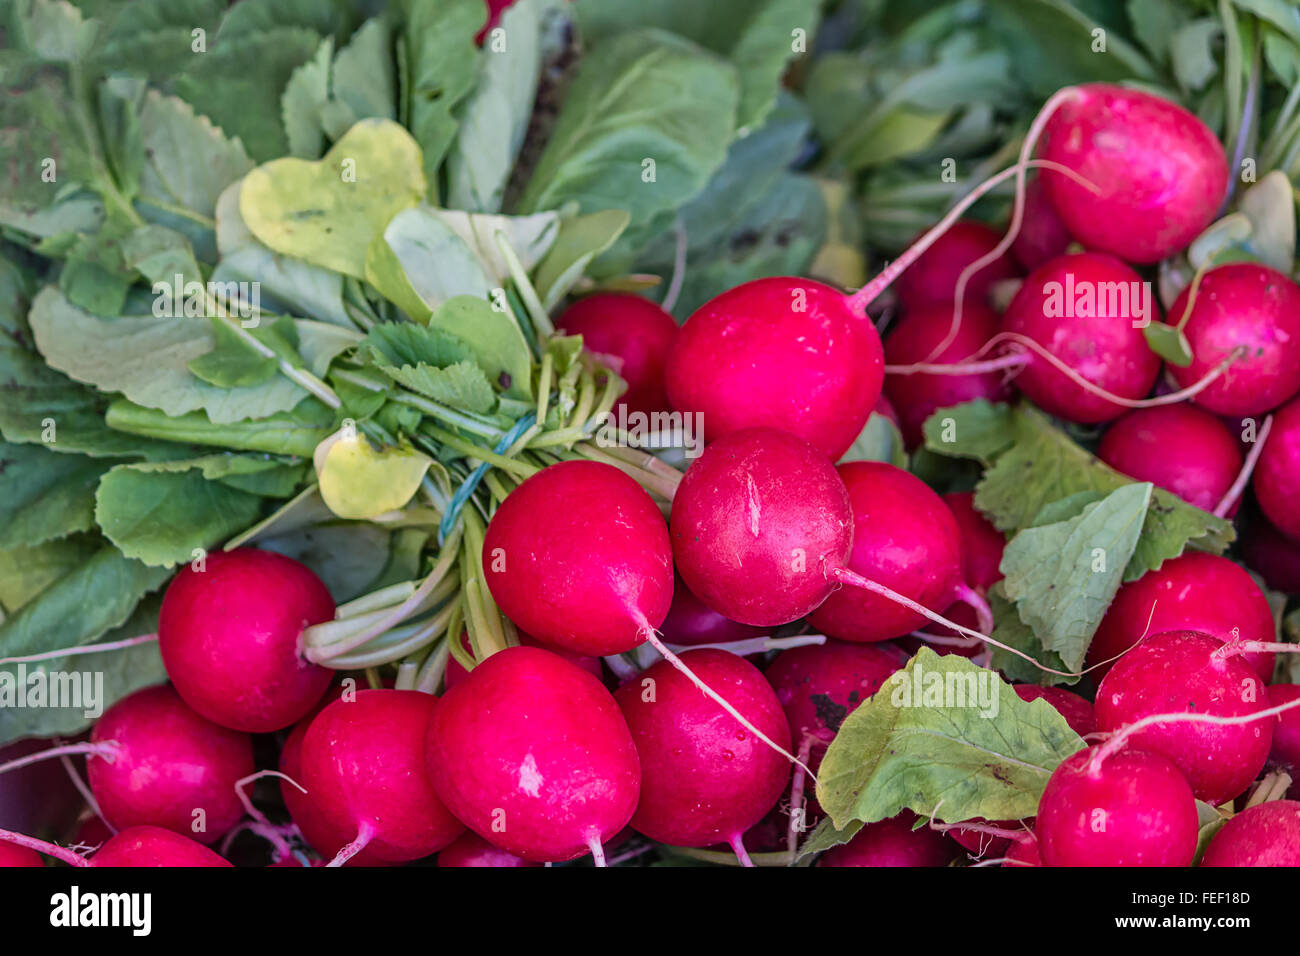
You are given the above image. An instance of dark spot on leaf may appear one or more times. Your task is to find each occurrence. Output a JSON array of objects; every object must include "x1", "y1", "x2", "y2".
[{"x1": 498, "y1": 371, "x2": 511, "y2": 389}]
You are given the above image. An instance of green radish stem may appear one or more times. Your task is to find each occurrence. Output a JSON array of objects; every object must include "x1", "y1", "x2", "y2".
[
  {"x1": 494, "y1": 230, "x2": 555, "y2": 340},
  {"x1": 414, "y1": 637, "x2": 452, "y2": 694}
]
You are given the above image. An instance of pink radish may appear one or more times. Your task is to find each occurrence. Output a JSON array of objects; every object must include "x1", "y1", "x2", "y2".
[
  {"x1": 1241, "y1": 514, "x2": 1300, "y2": 593},
  {"x1": 555, "y1": 292, "x2": 678, "y2": 417},
  {"x1": 1001, "y1": 252, "x2": 1161, "y2": 423},
  {"x1": 614, "y1": 649, "x2": 790, "y2": 863},
  {"x1": 893, "y1": 220, "x2": 1019, "y2": 312},
  {"x1": 1099, "y1": 406, "x2": 1243, "y2": 514},
  {"x1": 665, "y1": 277, "x2": 884, "y2": 460},
  {"x1": 1268, "y1": 684, "x2": 1300, "y2": 781},
  {"x1": 426, "y1": 646, "x2": 639, "y2": 863},
  {"x1": 1095, "y1": 630, "x2": 1273, "y2": 804},
  {"x1": 437, "y1": 831, "x2": 541, "y2": 867},
  {"x1": 443, "y1": 630, "x2": 602, "y2": 689},
  {"x1": 0, "y1": 843, "x2": 42, "y2": 867},
  {"x1": 1039, "y1": 83, "x2": 1228, "y2": 264},
  {"x1": 883, "y1": 302, "x2": 1012, "y2": 447},
  {"x1": 300, "y1": 689, "x2": 465, "y2": 864},
  {"x1": 659, "y1": 574, "x2": 766, "y2": 647},
  {"x1": 1035, "y1": 746, "x2": 1199, "y2": 866},
  {"x1": 1253, "y1": 395, "x2": 1300, "y2": 541},
  {"x1": 1088, "y1": 552, "x2": 1277, "y2": 681},
  {"x1": 943, "y1": 491, "x2": 1005, "y2": 591},
  {"x1": 92, "y1": 825, "x2": 233, "y2": 867},
  {"x1": 1199, "y1": 800, "x2": 1300, "y2": 866},
  {"x1": 87, "y1": 684, "x2": 254, "y2": 842},
  {"x1": 158, "y1": 548, "x2": 335, "y2": 732},
  {"x1": 1012, "y1": 685, "x2": 1096, "y2": 738},
  {"x1": 818, "y1": 813, "x2": 957, "y2": 867},
  {"x1": 1001, "y1": 831, "x2": 1042, "y2": 867},
  {"x1": 1012, "y1": 177, "x2": 1072, "y2": 271}
]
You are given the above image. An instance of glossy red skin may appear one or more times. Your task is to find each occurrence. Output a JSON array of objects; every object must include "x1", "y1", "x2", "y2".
[
  {"x1": 671, "y1": 428, "x2": 852, "y2": 627},
  {"x1": 92, "y1": 825, "x2": 232, "y2": 867},
  {"x1": 1098, "y1": 406, "x2": 1243, "y2": 515},
  {"x1": 426, "y1": 647, "x2": 640, "y2": 862},
  {"x1": 1001, "y1": 832, "x2": 1042, "y2": 867},
  {"x1": 1002, "y1": 252, "x2": 1161, "y2": 423},
  {"x1": 87, "y1": 685, "x2": 253, "y2": 843},
  {"x1": 1241, "y1": 514, "x2": 1300, "y2": 593},
  {"x1": 279, "y1": 709, "x2": 390, "y2": 867},
  {"x1": 1253, "y1": 396, "x2": 1300, "y2": 541},
  {"x1": 555, "y1": 293, "x2": 678, "y2": 417},
  {"x1": 883, "y1": 302, "x2": 1012, "y2": 448},
  {"x1": 765, "y1": 641, "x2": 908, "y2": 752},
  {"x1": 1035, "y1": 747, "x2": 1198, "y2": 866},
  {"x1": 437, "y1": 831, "x2": 541, "y2": 867},
  {"x1": 1012, "y1": 685, "x2": 1097, "y2": 738},
  {"x1": 300, "y1": 690, "x2": 465, "y2": 864},
  {"x1": 1199, "y1": 800, "x2": 1300, "y2": 866},
  {"x1": 1041, "y1": 84, "x2": 1227, "y2": 264},
  {"x1": 659, "y1": 575, "x2": 766, "y2": 647},
  {"x1": 1095, "y1": 630, "x2": 1273, "y2": 804},
  {"x1": 443, "y1": 630, "x2": 602, "y2": 689},
  {"x1": 1013, "y1": 177, "x2": 1072, "y2": 271},
  {"x1": 1267, "y1": 684, "x2": 1300, "y2": 780},
  {"x1": 810, "y1": 461, "x2": 964, "y2": 642},
  {"x1": 666, "y1": 277, "x2": 884, "y2": 460},
  {"x1": 894, "y1": 220, "x2": 1019, "y2": 311},
  {"x1": 616, "y1": 649, "x2": 791, "y2": 847},
  {"x1": 1168, "y1": 264, "x2": 1300, "y2": 416},
  {"x1": 0, "y1": 843, "x2": 43, "y2": 867},
  {"x1": 483, "y1": 460, "x2": 673, "y2": 656},
  {"x1": 158, "y1": 549, "x2": 334, "y2": 732},
  {"x1": 1088, "y1": 552, "x2": 1276, "y2": 681},
  {"x1": 818, "y1": 813, "x2": 957, "y2": 867},
  {"x1": 943, "y1": 491, "x2": 1004, "y2": 591}
]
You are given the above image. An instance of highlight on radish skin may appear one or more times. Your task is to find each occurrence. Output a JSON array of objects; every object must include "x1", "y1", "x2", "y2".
[{"x1": 91, "y1": 825, "x2": 234, "y2": 867}]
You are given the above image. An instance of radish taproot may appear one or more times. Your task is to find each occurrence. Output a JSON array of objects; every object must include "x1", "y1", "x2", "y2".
[
  {"x1": 555, "y1": 292, "x2": 678, "y2": 417},
  {"x1": 1199, "y1": 800, "x2": 1300, "y2": 866}
]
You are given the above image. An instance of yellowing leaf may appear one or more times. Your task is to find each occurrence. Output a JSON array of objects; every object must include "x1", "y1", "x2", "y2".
[{"x1": 316, "y1": 430, "x2": 431, "y2": 520}]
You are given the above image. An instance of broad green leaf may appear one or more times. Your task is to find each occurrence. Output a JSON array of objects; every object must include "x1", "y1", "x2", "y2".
[
  {"x1": 186, "y1": 318, "x2": 281, "y2": 388},
  {"x1": 987, "y1": 583, "x2": 1076, "y2": 686},
  {"x1": 315, "y1": 430, "x2": 432, "y2": 520},
  {"x1": 1239, "y1": 170, "x2": 1296, "y2": 272},
  {"x1": 816, "y1": 648, "x2": 1086, "y2": 830},
  {"x1": 94, "y1": 0, "x2": 226, "y2": 77},
  {"x1": 281, "y1": 36, "x2": 334, "y2": 158},
  {"x1": 239, "y1": 119, "x2": 427, "y2": 278},
  {"x1": 329, "y1": 17, "x2": 397, "y2": 124},
  {"x1": 1171, "y1": 20, "x2": 1223, "y2": 91},
  {"x1": 402, "y1": 0, "x2": 484, "y2": 187},
  {"x1": 429, "y1": 296, "x2": 533, "y2": 400},
  {"x1": 0, "y1": 443, "x2": 109, "y2": 549},
  {"x1": 104, "y1": 397, "x2": 336, "y2": 458},
  {"x1": 1143, "y1": 321, "x2": 1194, "y2": 366},
  {"x1": 364, "y1": 206, "x2": 492, "y2": 312},
  {"x1": 0, "y1": 536, "x2": 101, "y2": 615},
  {"x1": 841, "y1": 107, "x2": 952, "y2": 170},
  {"x1": 920, "y1": 399, "x2": 1017, "y2": 464},
  {"x1": 214, "y1": 0, "x2": 353, "y2": 42},
  {"x1": 258, "y1": 520, "x2": 396, "y2": 603},
  {"x1": 431, "y1": 209, "x2": 559, "y2": 287},
  {"x1": 120, "y1": 223, "x2": 204, "y2": 289},
  {"x1": 532, "y1": 209, "x2": 631, "y2": 309},
  {"x1": 839, "y1": 411, "x2": 907, "y2": 468},
  {"x1": 795, "y1": 817, "x2": 863, "y2": 863},
  {"x1": 1192, "y1": 799, "x2": 1231, "y2": 863},
  {"x1": 381, "y1": 360, "x2": 496, "y2": 415}
]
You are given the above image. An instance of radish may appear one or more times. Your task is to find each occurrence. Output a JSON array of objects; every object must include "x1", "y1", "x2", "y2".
[
  {"x1": 555, "y1": 292, "x2": 678, "y2": 417},
  {"x1": 1252, "y1": 396, "x2": 1300, "y2": 541},
  {"x1": 1267, "y1": 684, "x2": 1300, "y2": 781},
  {"x1": 92, "y1": 825, "x2": 233, "y2": 867},
  {"x1": 1000, "y1": 252, "x2": 1161, "y2": 423},
  {"x1": 874, "y1": 393, "x2": 901, "y2": 428},
  {"x1": 87, "y1": 685, "x2": 254, "y2": 842},
  {"x1": 1039, "y1": 83, "x2": 1228, "y2": 264},
  {"x1": 1001, "y1": 831, "x2": 1042, "y2": 867},
  {"x1": 665, "y1": 276, "x2": 884, "y2": 460},
  {"x1": 1098, "y1": 406, "x2": 1243, "y2": 514},
  {"x1": 1095, "y1": 630, "x2": 1273, "y2": 804},
  {"x1": 437, "y1": 831, "x2": 541, "y2": 867},
  {"x1": 483, "y1": 460, "x2": 673, "y2": 656},
  {"x1": 818, "y1": 813, "x2": 957, "y2": 867},
  {"x1": 299, "y1": 689, "x2": 465, "y2": 865},
  {"x1": 614, "y1": 649, "x2": 790, "y2": 864},
  {"x1": 893, "y1": 220, "x2": 1019, "y2": 312},
  {"x1": 443, "y1": 630, "x2": 602, "y2": 689},
  {"x1": 1012, "y1": 685, "x2": 1096, "y2": 738},
  {"x1": 809, "y1": 461, "x2": 985, "y2": 643},
  {"x1": 1035, "y1": 746, "x2": 1199, "y2": 866},
  {"x1": 1088, "y1": 552, "x2": 1277, "y2": 681},
  {"x1": 426, "y1": 646, "x2": 640, "y2": 864},
  {"x1": 943, "y1": 491, "x2": 1005, "y2": 592},
  {"x1": 1012, "y1": 177, "x2": 1072, "y2": 271},
  {"x1": 0, "y1": 843, "x2": 43, "y2": 867},
  {"x1": 1199, "y1": 800, "x2": 1300, "y2": 866},
  {"x1": 158, "y1": 548, "x2": 335, "y2": 732},
  {"x1": 883, "y1": 302, "x2": 1012, "y2": 447},
  {"x1": 1241, "y1": 514, "x2": 1300, "y2": 593},
  {"x1": 659, "y1": 574, "x2": 765, "y2": 647},
  {"x1": 1166, "y1": 265, "x2": 1300, "y2": 417}
]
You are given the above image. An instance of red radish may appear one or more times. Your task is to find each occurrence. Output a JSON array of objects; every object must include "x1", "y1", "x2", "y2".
[
  {"x1": 483, "y1": 460, "x2": 673, "y2": 656},
  {"x1": 427, "y1": 646, "x2": 639, "y2": 863},
  {"x1": 818, "y1": 813, "x2": 957, "y2": 867},
  {"x1": 1098, "y1": 406, "x2": 1243, "y2": 514},
  {"x1": 873, "y1": 393, "x2": 901, "y2": 429},
  {"x1": 158, "y1": 548, "x2": 335, "y2": 732},
  {"x1": 615, "y1": 649, "x2": 790, "y2": 862},
  {"x1": 1167, "y1": 265, "x2": 1300, "y2": 417},
  {"x1": 555, "y1": 293, "x2": 678, "y2": 417},
  {"x1": 1001, "y1": 252, "x2": 1161, "y2": 423},
  {"x1": 883, "y1": 302, "x2": 1012, "y2": 447},
  {"x1": 1268, "y1": 684, "x2": 1300, "y2": 780},
  {"x1": 809, "y1": 461, "x2": 975, "y2": 643},
  {"x1": 1253, "y1": 395, "x2": 1300, "y2": 541},
  {"x1": 1241, "y1": 514, "x2": 1300, "y2": 593},
  {"x1": 1012, "y1": 685, "x2": 1097, "y2": 738},
  {"x1": 1199, "y1": 800, "x2": 1300, "y2": 866},
  {"x1": 437, "y1": 831, "x2": 541, "y2": 867},
  {"x1": 92, "y1": 825, "x2": 233, "y2": 867},
  {"x1": 665, "y1": 277, "x2": 884, "y2": 460},
  {"x1": 1095, "y1": 630, "x2": 1273, "y2": 804},
  {"x1": 1088, "y1": 552, "x2": 1277, "y2": 681},
  {"x1": 87, "y1": 685, "x2": 254, "y2": 842},
  {"x1": 1001, "y1": 831, "x2": 1042, "y2": 867},
  {"x1": 893, "y1": 220, "x2": 1019, "y2": 312},
  {"x1": 943, "y1": 491, "x2": 1005, "y2": 592},
  {"x1": 1039, "y1": 83, "x2": 1228, "y2": 264},
  {"x1": 659, "y1": 575, "x2": 765, "y2": 647},
  {"x1": 0, "y1": 843, "x2": 42, "y2": 867},
  {"x1": 443, "y1": 630, "x2": 602, "y2": 689},
  {"x1": 1012, "y1": 177, "x2": 1072, "y2": 271},
  {"x1": 1035, "y1": 746, "x2": 1198, "y2": 866},
  {"x1": 300, "y1": 690, "x2": 465, "y2": 864}
]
